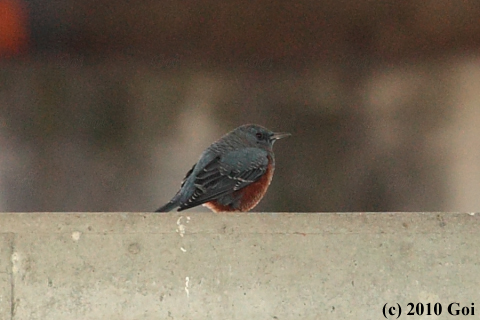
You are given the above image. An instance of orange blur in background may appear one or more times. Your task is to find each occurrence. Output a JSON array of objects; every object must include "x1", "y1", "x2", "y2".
[{"x1": 0, "y1": 0, "x2": 28, "y2": 56}]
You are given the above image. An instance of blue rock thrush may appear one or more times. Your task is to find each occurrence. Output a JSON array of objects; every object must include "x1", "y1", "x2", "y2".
[{"x1": 155, "y1": 124, "x2": 290, "y2": 212}]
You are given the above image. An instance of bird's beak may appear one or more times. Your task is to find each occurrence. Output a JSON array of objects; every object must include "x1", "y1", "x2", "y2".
[{"x1": 270, "y1": 132, "x2": 291, "y2": 140}]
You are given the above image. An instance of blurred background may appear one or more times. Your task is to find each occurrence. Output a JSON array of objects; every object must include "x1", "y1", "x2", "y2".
[{"x1": 1, "y1": 0, "x2": 480, "y2": 212}]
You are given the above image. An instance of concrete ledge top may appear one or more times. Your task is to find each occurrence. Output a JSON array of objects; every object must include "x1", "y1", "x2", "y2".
[{"x1": 0, "y1": 211, "x2": 478, "y2": 234}]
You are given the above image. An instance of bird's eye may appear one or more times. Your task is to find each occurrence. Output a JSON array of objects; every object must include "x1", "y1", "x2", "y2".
[{"x1": 255, "y1": 132, "x2": 263, "y2": 140}]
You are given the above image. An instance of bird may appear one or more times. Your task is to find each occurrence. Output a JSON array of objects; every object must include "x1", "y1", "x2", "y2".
[{"x1": 155, "y1": 124, "x2": 290, "y2": 212}]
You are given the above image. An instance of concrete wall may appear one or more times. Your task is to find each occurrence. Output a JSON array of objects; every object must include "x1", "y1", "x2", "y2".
[{"x1": 0, "y1": 212, "x2": 479, "y2": 319}]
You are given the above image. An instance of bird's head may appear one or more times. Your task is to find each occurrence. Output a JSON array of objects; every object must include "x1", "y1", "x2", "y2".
[{"x1": 234, "y1": 124, "x2": 291, "y2": 150}]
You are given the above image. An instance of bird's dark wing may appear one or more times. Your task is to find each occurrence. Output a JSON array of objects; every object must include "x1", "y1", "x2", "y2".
[
  {"x1": 181, "y1": 164, "x2": 196, "y2": 187},
  {"x1": 178, "y1": 148, "x2": 269, "y2": 211}
]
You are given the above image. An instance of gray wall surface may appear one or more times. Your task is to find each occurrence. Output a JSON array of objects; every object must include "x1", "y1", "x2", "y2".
[{"x1": 0, "y1": 212, "x2": 479, "y2": 319}]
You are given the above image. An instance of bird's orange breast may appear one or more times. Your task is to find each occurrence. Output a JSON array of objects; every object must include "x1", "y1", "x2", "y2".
[{"x1": 204, "y1": 158, "x2": 275, "y2": 212}]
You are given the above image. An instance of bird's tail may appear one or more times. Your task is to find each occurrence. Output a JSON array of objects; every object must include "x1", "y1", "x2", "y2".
[{"x1": 155, "y1": 201, "x2": 178, "y2": 212}]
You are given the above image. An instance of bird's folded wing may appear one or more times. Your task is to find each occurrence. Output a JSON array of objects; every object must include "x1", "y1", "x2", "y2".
[{"x1": 178, "y1": 148, "x2": 269, "y2": 210}]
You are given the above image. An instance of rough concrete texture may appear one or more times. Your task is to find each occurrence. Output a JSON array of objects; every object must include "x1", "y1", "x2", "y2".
[
  {"x1": 0, "y1": 212, "x2": 479, "y2": 319},
  {"x1": 0, "y1": 233, "x2": 12, "y2": 320}
]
